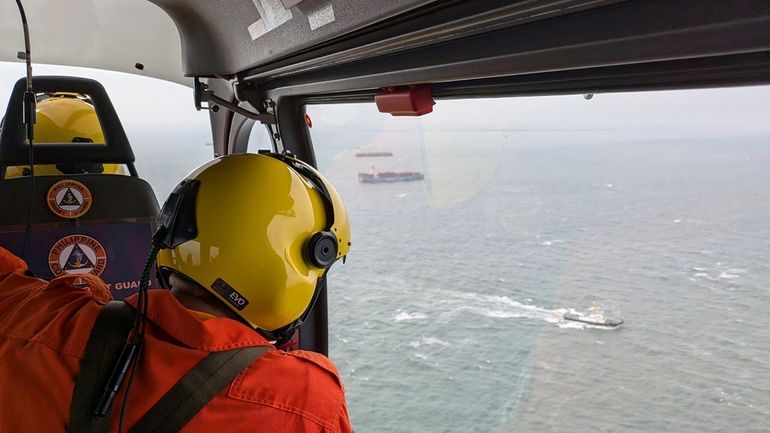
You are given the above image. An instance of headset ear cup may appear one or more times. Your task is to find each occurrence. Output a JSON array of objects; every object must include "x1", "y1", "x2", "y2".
[{"x1": 307, "y1": 231, "x2": 338, "y2": 268}]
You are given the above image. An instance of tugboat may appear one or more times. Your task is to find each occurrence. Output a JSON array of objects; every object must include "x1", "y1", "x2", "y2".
[{"x1": 563, "y1": 302, "x2": 624, "y2": 327}]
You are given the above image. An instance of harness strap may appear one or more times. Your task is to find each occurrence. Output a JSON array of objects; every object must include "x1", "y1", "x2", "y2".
[
  {"x1": 67, "y1": 300, "x2": 135, "y2": 433},
  {"x1": 127, "y1": 346, "x2": 270, "y2": 433},
  {"x1": 68, "y1": 301, "x2": 270, "y2": 433}
]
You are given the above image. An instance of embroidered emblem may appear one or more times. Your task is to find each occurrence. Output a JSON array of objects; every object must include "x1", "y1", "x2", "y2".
[
  {"x1": 47, "y1": 180, "x2": 92, "y2": 219},
  {"x1": 48, "y1": 235, "x2": 107, "y2": 277}
]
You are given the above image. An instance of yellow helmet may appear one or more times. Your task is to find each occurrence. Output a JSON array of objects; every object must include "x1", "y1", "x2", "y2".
[
  {"x1": 155, "y1": 153, "x2": 351, "y2": 332},
  {"x1": 3, "y1": 95, "x2": 126, "y2": 178}
]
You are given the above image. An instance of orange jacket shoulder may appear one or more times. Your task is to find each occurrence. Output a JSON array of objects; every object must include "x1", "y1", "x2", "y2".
[{"x1": 228, "y1": 349, "x2": 345, "y2": 431}]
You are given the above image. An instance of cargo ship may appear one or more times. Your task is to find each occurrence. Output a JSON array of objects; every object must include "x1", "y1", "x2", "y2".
[
  {"x1": 359, "y1": 171, "x2": 424, "y2": 183},
  {"x1": 355, "y1": 151, "x2": 393, "y2": 157}
]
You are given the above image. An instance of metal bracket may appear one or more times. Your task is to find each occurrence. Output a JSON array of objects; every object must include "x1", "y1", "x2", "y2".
[
  {"x1": 194, "y1": 77, "x2": 276, "y2": 125},
  {"x1": 232, "y1": 80, "x2": 284, "y2": 153},
  {"x1": 261, "y1": 98, "x2": 281, "y2": 145}
]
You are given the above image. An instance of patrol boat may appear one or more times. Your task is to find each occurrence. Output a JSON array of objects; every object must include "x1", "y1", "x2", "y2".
[{"x1": 563, "y1": 303, "x2": 624, "y2": 327}]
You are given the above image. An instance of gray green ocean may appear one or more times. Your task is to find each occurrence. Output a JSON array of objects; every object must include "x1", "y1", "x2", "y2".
[{"x1": 138, "y1": 125, "x2": 770, "y2": 433}]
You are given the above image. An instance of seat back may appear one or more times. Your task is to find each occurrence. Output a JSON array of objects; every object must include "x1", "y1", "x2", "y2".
[{"x1": 0, "y1": 76, "x2": 159, "y2": 298}]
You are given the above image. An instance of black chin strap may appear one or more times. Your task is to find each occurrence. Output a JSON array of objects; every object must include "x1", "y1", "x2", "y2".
[
  {"x1": 260, "y1": 274, "x2": 328, "y2": 347},
  {"x1": 155, "y1": 267, "x2": 329, "y2": 349}
]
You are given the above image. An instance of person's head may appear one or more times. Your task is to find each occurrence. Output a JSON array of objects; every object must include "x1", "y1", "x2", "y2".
[
  {"x1": 3, "y1": 94, "x2": 126, "y2": 178},
  {"x1": 154, "y1": 153, "x2": 351, "y2": 338}
]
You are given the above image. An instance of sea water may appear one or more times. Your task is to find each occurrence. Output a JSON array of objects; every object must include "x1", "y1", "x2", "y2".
[{"x1": 137, "y1": 129, "x2": 770, "y2": 433}]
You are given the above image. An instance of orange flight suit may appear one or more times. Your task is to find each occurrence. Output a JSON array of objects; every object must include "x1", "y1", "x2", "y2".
[{"x1": 0, "y1": 247, "x2": 353, "y2": 432}]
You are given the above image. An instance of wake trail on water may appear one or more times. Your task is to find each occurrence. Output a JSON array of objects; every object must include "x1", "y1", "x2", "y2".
[{"x1": 395, "y1": 290, "x2": 621, "y2": 330}]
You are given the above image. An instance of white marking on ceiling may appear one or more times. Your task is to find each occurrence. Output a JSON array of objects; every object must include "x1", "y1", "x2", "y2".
[
  {"x1": 280, "y1": 0, "x2": 304, "y2": 8},
  {"x1": 308, "y1": 3, "x2": 335, "y2": 31},
  {"x1": 247, "y1": 19, "x2": 268, "y2": 40},
  {"x1": 248, "y1": 0, "x2": 293, "y2": 40}
]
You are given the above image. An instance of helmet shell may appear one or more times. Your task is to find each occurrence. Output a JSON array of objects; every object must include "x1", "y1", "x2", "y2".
[
  {"x1": 35, "y1": 96, "x2": 105, "y2": 143},
  {"x1": 156, "y1": 153, "x2": 350, "y2": 331},
  {"x1": 3, "y1": 96, "x2": 125, "y2": 178}
]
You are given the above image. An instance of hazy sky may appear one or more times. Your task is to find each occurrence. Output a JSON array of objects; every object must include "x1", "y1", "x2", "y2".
[
  {"x1": 2, "y1": 60, "x2": 769, "y2": 143},
  {"x1": 0, "y1": 61, "x2": 209, "y2": 135},
  {"x1": 312, "y1": 85, "x2": 770, "y2": 138},
  {"x1": 1, "y1": 59, "x2": 768, "y2": 203}
]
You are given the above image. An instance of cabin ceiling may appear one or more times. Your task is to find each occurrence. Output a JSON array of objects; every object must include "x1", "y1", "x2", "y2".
[
  {"x1": 1, "y1": 1, "x2": 769, "y2": 97},
  {"x1": 0, "y1": 0, "x2": 187, "y2": 86},
  {"x1": 241, "y1": 0, "x2": 770, "y2": 100},
  {"x1": 151, "y1": 0, "x2": 770, "y2": 99}
]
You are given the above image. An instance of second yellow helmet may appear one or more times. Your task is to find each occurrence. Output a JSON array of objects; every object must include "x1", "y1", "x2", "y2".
[{"x1": 3, "y1": 95, "x2": 126, "y2": 178}]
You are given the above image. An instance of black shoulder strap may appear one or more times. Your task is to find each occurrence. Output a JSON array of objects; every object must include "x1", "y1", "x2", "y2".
[
  {"x1": 127, "y1": 346, "x2": 270, "y2": 433},
  {"x1": 68, "y1": 300, "x2": 269, "y2": 433},
  {"x1": 67, "y1": 300, "x2": 135, "y2": 433}
]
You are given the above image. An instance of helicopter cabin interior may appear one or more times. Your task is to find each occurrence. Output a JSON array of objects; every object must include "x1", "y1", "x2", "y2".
[{"x1": 0, "y1": 1, "x2": 768, "y2": 432}]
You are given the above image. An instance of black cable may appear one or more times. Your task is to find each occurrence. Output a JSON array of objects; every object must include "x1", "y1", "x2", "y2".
[
  {"x1": 116, "y1": 244, "x2": 159, "y2": 433},
  {"x1": 136, "y1": 244, "x2": 159, "y2": 340},
  {"x1": 15, "y1": 1, "x2": 32, "y2": 91},
  {"x1": 116, "y1": 341, "x2": 142, "y2": 433},
  {"x1": 14, "y1": 0, "x2": 36, "y2": 259}
]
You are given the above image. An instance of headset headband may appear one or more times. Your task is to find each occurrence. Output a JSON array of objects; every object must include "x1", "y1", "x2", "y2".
[
  {"x1": 154, "y1": 152, "x2": 335, "y2": 250},
  {"x1": 262, "y1": 152, "x2": 336, "y2": 231}
]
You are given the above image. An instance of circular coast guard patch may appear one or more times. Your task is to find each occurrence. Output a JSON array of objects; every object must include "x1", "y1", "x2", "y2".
[
  {"x1": 47, "y1": 180, "x2": 92, "y2": 219},
  {"x1": 48, "y1": 235, "x2": 107, "y2": 277}
]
